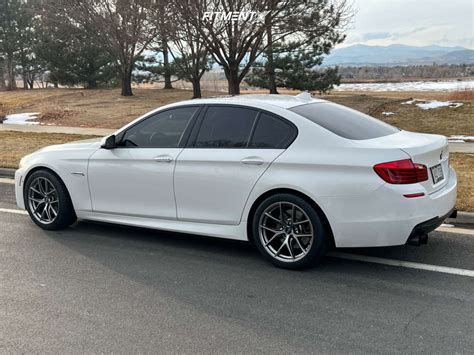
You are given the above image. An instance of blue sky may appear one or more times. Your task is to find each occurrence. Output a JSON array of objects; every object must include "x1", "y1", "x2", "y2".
[{"x1": 341, "y1": 0, "x2": 473, "y2": 48}]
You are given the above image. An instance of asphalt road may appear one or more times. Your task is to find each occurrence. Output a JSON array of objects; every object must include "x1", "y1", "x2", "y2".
[{"x1": 1, "y1": 181, "x2": 473, "y2": 353}]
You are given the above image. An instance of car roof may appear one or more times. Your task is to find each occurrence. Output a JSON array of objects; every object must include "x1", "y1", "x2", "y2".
[{"x1": 173, "y1": 93, "x2": 328, "y2": 110}]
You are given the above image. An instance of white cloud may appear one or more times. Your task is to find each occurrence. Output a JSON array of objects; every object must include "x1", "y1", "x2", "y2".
[{"x1": 340, "y1": 0, "x2": 473, "y2": 48}]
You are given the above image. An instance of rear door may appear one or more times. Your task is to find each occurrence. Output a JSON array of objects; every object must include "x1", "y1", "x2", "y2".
[{"x1": 174, "y1": 106, "x2": 297, "y2": 225}]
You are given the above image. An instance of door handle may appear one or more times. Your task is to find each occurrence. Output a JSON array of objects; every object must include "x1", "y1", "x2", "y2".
[
  {"x1": 241, "y1": 157, "x2": 264, "y2": 166},
  {"x1": 154, "y1": 155, "x2": 173, "y2": 163}
]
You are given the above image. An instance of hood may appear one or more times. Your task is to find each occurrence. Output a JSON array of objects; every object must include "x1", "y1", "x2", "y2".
[{"x1": 36, "y1": 137, "x2": 103, "y2": 153}]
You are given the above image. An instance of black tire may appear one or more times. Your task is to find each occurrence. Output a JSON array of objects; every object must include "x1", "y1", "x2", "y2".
[
  {"x1": 24, "y1": 170, "x2": 77, "y2": 230},
  {"x1": 251, "y1": 193, "x2": 329, "y2": 270}
]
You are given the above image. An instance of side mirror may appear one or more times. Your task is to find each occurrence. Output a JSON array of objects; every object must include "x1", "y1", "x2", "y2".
[{"x1": 101, "y1": 135, "x2": 117, "y2": 149}]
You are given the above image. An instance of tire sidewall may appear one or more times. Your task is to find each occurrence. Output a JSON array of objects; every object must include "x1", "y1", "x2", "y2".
[
  {"x1": 24, "y1": 170, "x2": 76, "y2": 230},
  {"x1": 252, "y1": 193, "x2": 328, "y2": 269}
]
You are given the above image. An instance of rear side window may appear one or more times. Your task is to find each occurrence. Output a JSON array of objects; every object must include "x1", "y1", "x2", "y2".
[
  {"x1": 250, "y1": 113, "x2": 296, "y2": 148},
  {"x1": 195, "y1": 106, "x2": 258, "y2": 148},
  {"x1": 290, "y1": 102, "x2": 399, "y2": 140}
]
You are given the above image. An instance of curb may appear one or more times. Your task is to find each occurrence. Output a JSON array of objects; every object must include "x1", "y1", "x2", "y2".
[
  {"x1": 0, "y1": 124, "x2": 114, "y2": 136},
  {"x1": 447, "y1": 211, "x2": 474, "y2": 226},
  {"x1": 0, "y1": 168, "x2": 15, "y2": 178}
]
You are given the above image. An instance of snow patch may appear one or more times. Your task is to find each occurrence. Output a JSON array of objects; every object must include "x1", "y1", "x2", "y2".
[
  {"x1": 402, "y1": 100, "x2": 463, "y2": 110},
  {"x1": 402, "y1": 99, "x2": 424, "y2": 105},
  {"x1": 382, "y1": 111, "x2": 395, "y2": 116},
  {"x1": 416, "y1": 101, "x2": 463, "y2": 110},
  {"x1": 448, "y1": 135, "x2": 474, "y2": 143},
  {"x1": 335, "y1": 80, "x2": 474, "y2": 92},
  {"x1": 3, "y1": 112, "x2": 40, "y2": 125}
]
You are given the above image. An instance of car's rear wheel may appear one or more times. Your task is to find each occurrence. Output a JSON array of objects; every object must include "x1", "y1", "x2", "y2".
[
  {"x1": 252, "y1": 193, "x2": 329, "y2": 269},
  {"x1": 24, "y1": 170, "x2": 76, "y2": 230}
]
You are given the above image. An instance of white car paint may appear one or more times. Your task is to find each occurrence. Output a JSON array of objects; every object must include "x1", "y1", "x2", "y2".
[
  {"x1": 88, "y1": 147, "x2": 181, "y2": 219},
  {"x1": 15, "y1": 94, "x2": 457, "y2": 247}
]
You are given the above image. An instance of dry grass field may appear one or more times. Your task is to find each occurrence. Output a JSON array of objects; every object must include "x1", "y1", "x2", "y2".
[
  {"x1": 450, "y1": 153, "x2": 474, "y2": 212},
  {"x1": 0, "y1": 88, "x2": 472, "y2": 135},
  {"x1": 319, "y1": 91, "x2": 474, "y2": 136},
  {"x1": 0, "y1": 131, "x2": 96, "y2": 169},
  {"x1": 0, "y1": 88, "x2": 224, "y2": 128}
]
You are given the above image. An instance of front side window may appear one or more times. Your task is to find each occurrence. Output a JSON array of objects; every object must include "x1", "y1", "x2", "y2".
[
  {"x1": 121, "y1": 106, "x2": 198, "y2": 148},
  {"x1": 290, "y1": 102, "x2": 399, "y2": 140},
  {"x1": 194, "y1": 106, "x2": 258, "y2": 148}
]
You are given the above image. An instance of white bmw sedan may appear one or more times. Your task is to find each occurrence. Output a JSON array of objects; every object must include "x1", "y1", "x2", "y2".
[{"x1": 15, "y1": 94, "x2": 457, "y2": 269}]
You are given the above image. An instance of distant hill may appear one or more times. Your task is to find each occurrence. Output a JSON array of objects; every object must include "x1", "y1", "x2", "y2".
[{"x1": 324, "y1": 44, "x2": 474, "y2": 66}]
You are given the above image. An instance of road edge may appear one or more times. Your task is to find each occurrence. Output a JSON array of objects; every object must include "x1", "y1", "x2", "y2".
[{"x1": 0, "y1": 168, "x2": 14, "y2": 178}]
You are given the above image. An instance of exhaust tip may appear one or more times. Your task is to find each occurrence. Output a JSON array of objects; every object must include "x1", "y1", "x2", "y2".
[
  {"x1": 419, "y1": 234, "x2": 428, "y2": 245},
  {"x1": 407, "y1": 234, "x2": 421, "y2": 246},
  {"x1": 449, "y1": 209, "x2": 457, "y2": 219},
  {"x1": 407, "y1": 233, "x2": 429, "y2": 246}
]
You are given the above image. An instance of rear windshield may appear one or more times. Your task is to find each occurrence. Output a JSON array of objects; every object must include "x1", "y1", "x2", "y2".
[{"x1": 290, "y1": 102, "x2": 399, "y2": 140}]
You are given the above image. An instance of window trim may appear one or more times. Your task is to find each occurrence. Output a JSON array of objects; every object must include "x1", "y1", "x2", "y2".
[
  {"x1": 115, "y1": 105, "x2": 203, "y2": 149},
  {"x1": 185, "y1": 104, "x2": 298, "y2": 149}
]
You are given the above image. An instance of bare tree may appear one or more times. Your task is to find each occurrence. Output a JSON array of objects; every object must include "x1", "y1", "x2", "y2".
[
  {"x1": 176, "y1": 0, "x2": 351, "y2": 95},
  {"x1": 167, "y1": 5, "x2": 212, "y2": 98},
  {"x1": 153, "y1": 1, "x2": 174, "y2": 89},
  {"x1": 48, "y1": 0, "x2": 161, "y2": 96},
  {"x1": 175, "y1": 0, "x2": 272, "y2": 95}
]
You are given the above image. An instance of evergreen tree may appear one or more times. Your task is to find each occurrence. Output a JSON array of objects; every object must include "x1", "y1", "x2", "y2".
[
  {"x1": 0, "y1": 0, "x2": 24, "y2": 90},
  {"x1": 35, "y1": 22, "x2": 116, "y2": 89},
  {"x1": 246, "y1": 47, "x2": 341, "y2": 94}
]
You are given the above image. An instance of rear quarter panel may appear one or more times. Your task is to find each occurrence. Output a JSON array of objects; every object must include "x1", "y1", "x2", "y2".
[{"x1": 241, "y1": 113, "x2": 411, "y2": 245}]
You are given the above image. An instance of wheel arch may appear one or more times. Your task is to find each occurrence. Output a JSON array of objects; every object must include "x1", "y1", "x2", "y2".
[
  {"x1": 246, "y1": 188, "x2": 335, "y2": 248},
  {"x1": 23, "y1": 166, "x2": 75, "y2": 208}
]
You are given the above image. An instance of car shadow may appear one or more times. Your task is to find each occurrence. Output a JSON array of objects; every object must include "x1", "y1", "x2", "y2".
[
  {"x1": 46, "y1": 219, "x2": 370, "y2": 280},
  {"x1": 38, "y1": 219, "x2": 473, "y2": 335}
]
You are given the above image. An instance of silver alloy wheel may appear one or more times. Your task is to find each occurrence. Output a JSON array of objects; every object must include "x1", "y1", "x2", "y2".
[
  {"x1": 27, "y1": 177, "x2": 59, "y2": 224},
  {"x1": 258, "y1": 202, "x2": 314, "y2": 262}
]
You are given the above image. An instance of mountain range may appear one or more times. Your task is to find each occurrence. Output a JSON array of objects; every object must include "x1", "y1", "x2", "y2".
[{"x1": 323, "y1": 44, "x2": 474, "y2": 66}]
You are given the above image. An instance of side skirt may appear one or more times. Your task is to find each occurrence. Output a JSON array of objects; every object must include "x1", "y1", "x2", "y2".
[{"x1": 76, "y1": 210, "x2": 248, "y2": 241}]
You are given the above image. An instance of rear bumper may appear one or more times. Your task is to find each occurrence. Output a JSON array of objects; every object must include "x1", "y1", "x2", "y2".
[
  {"x1": 406, "y1": 208, "x2": 455, "y2": 245},
  {"x1": 410, "y1": 208, "x2": 454, "y2": 237},
  {"x1": 322, "y1": 167, "x2": 457, "y2": 248}
]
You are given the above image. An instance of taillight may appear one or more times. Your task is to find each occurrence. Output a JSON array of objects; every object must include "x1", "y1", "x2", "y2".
[{"x1": 374, "y1": 159, "x2": 428, "y2": 184}]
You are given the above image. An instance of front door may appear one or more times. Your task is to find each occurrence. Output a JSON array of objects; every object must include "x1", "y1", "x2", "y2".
[{"x1": 88, "y1": 106, "x2": 199, "y2": 219}]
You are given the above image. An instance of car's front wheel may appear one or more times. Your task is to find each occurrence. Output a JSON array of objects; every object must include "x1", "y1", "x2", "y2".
[
  {"x1": 252, "y1": 194, "x2": 329, "y2": 269},
  {"x1": 24, "y1": 170, "x2": 76, "y2": 230}
]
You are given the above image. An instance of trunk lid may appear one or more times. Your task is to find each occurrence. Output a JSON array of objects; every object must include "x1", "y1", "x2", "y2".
[{"x1": 354, "y1": 130, "x2": 449, "y2": 193}]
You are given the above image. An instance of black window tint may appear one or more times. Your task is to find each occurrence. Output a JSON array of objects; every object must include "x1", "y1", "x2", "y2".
[
  {"x1": 195, "y1": 106, "x2": 258, "y2": 148},
  {"x1": 290, "y1": 102, "x2": 399, "y2": 140},
  {"x1": 121, "y1": 107, "x2": 198, "y2": 148},
  {"x1": 250, "y1": 113, "x2": 295, "y2": 148}
]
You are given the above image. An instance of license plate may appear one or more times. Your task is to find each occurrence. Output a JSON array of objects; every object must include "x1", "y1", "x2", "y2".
[{"x1": 430, "y1": 164, "x2": 444, "y2": 184}]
